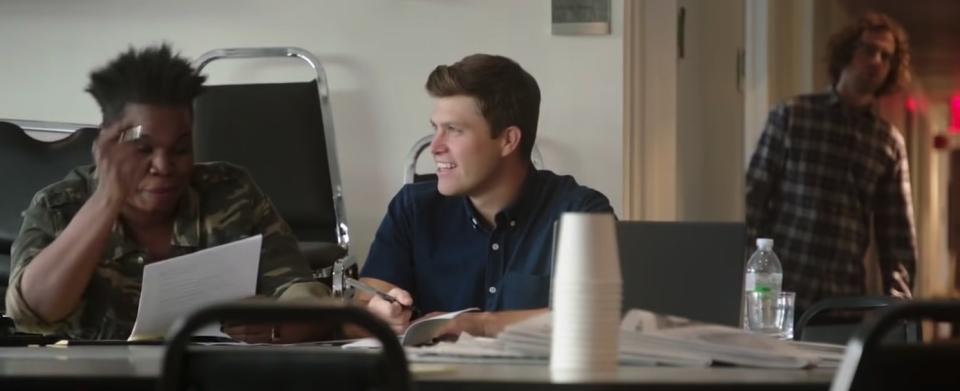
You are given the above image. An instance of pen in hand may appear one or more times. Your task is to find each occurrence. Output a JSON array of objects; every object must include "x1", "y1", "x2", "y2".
[{"x1": 346, "y1": 278, "x2": 420, "y2": 315}]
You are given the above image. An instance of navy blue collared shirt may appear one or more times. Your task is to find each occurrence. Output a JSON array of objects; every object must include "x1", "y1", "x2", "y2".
[{"x1": 360, "y1": 169, "x2": 614, "y2": 314}]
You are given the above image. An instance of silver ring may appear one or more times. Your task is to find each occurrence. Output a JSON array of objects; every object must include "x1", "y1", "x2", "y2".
[{"x1": 119, "y1": 125, "x2": 144, "y2": 144}]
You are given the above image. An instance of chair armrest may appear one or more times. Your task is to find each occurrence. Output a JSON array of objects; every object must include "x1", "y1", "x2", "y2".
[{"x1": 797, "y1": 296, "x2": 897, "y2": 338}]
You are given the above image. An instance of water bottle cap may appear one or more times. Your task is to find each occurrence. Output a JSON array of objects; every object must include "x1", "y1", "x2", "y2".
[{"x1": 756, "y1": 238, "x2": 774, "y2": 249}]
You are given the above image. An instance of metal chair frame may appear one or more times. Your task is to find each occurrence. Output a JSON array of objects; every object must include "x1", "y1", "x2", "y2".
[
  {"x1": 830, "y1": 300, "x2": 960, "y2": 391},
  {"x1": 192, "y1": 47, "x2": 352, "y2": 281}
]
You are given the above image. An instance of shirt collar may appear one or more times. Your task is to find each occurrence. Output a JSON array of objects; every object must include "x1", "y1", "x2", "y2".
[
  {"x1": 827, "y1": 86, "x2": 877, "y2": 120},
  {"x1": 461, "y1": 164, "x2": 540, "y2": 230},
  {"x1": 826, "y1": 86, "x2": 843, "y2": 107},
  {"x1": 499, "y1": 165, "x2": 540, "y2": 227},
  {"x1": 106, "y1": 223, "x2": 140, "y2": 261}
]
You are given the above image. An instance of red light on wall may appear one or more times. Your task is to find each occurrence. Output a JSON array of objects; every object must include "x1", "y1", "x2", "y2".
[
  {"x1": 951, "y1": 94, "x2": 960, "y2": 134},
  {"x1": 906, "y1": 97, "x2": 918, "y2": 113}
]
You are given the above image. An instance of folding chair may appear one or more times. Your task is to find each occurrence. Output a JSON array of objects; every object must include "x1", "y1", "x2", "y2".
[
  {"x1": 0, "y1": 120, "x2": 98, "y2": 313},
  {"x1": 161, "y1": 300, "x2": 412, "y2": 391},
  {"x1": 403, "y1": 133, "x2": 545, "y2": 184},
  {"x1": 796, "y1": 296, "x2": 917, "y2": 344},
  {"x1": 192, "y1": 48, "x2": 352, "y2": 286},
  {"x1": 831, "y1": 300, "x2": 960, "y2": 391}
]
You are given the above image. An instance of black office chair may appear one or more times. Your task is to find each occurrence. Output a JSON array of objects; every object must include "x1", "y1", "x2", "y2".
[
  {"x1": 796, "y1": 296, "x2": 917, "y2": 344},
  {"x1": 830, "y1": 300, "x2": 960, "y2": 391},
  {"x1": 192, "y1": 48, "x2": 352, "y2": 288},
  {"x1": 403, "y1": 133, "x2": 545, "y2": 184},
  {"x1": 160, "y1": 300, "x2": 412, "y2": 391},
  {"x1": 0, "y1": 121, "x2": 98, "y2": 313}
]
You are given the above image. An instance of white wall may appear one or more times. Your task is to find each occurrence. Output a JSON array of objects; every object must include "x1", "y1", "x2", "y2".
[{"x1": 0, "y1": 0, "x2": 624, "y2": 265}]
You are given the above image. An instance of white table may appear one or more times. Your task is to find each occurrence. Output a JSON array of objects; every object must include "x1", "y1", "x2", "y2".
[{"x1": 0, "y1": 345, "x2": 835, "y2": 390}]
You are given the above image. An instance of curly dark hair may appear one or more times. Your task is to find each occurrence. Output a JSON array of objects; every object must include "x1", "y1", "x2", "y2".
[
  {"x1": 425, "y1": 54, "x2": 541, "y2": 161},
  {"x1": 86, "y1": 44, "x2": 206, "y2": 125},
  {"x1": 827, "y1": 12, "x2": 911, "y2": 96}
]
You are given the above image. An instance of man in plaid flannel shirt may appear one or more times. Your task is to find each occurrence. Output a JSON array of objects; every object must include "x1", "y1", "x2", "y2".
[{"x1": 746, "y1": 12, "x2": 917, "y2": 312}]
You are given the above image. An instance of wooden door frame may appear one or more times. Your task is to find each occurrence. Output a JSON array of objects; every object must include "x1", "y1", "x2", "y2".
[{"x1": 622, "y1": 0, "x2": 678, "y2": 221}]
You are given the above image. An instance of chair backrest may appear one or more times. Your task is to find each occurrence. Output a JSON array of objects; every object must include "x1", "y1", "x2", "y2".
[
  {"x1": 192, "y1": 47, "x2": 349, "y2": 255},
  {"x1": 830, "y1": 300, "x2": 960, "y2": 391},
  {"x1": 616, "y1": 221, "x2": 746, "y2": 326},
  {"x1": 161, "y1": 301, "x2": 412, "y2": 391},
  {"x1": 796, "y1": 296, "x2": 916, "y2": 344},
  {"x1": 0, "y1": 122, "x2": 98, "y2": 247},
  {"x1": 0, "y1": 121, "x2": 98, "y2": 312},
  {"x1": 403, "y1": 133, "x2": 546, "y2": 184}
]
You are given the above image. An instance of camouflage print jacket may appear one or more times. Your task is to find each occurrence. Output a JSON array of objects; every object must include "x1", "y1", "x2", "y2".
[{"x1": 5, "y1": 162, "x2": 328, "y2": 339}]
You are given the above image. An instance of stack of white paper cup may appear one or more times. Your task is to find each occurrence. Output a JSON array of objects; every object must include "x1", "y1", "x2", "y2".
[{"x1": 550, "y1": 212, "x2": 622, "y2": 380}]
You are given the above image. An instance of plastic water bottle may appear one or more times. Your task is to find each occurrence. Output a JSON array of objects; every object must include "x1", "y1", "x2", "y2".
[{"x1": 743, "y1": 238, "x2": 782, "y2": 331}]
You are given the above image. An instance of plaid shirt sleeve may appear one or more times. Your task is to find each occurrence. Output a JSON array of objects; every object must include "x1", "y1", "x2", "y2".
[
  {"x1": 746, "y1": 104, "x2": 789, "y2": 241},
  {"x1": 873, "y1": 129, "x2": 918, "y2": 294}
]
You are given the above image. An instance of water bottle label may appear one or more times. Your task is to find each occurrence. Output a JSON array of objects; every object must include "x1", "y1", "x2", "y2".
[{"x1": 744, "y1": 274, "x2": 756, "y2": 291}]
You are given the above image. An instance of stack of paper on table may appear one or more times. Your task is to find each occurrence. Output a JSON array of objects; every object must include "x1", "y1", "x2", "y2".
[
  {"x1": 490, "y1": 311, "x2": 710, "y2": 367},
  {"x1": 615, "y1": 309, "x2": 821, "y2": 368},
  {"x1": 405, "y1": 309, "x2": 843, "y2": 368},
  {"x1": 405, "y1": 333, "x2": 546, "y2": 365},
  {"x1": 128, "y1": 235, "x2": 263, "y2": 341},
  {"x1": 784, "y1": 340, "x2": 846, "y2": 368}
]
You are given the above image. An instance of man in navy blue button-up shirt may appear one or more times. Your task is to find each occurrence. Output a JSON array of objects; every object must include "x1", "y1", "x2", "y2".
[{"x1": 359, "y1": 54, "x2": 613, "y2": 337}]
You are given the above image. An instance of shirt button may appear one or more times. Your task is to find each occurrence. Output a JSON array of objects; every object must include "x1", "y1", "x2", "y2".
[
  {"x1": 491, "y1": 243, "x2": 500, "y2": 251},
  {"x1": 510, "y1": 220, "x2": 516, "y2": 227},
  {"x1": 488, "y1": 286, "x2": 497, "y2": 294}
]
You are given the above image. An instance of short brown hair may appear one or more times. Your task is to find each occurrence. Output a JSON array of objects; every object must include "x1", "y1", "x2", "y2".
[
  {"x1": 827, "y1": 12, "x2": 911, "y2": 96},
  {"x1": 425, "y1": 54, "x2": 541, "y2": 160}
]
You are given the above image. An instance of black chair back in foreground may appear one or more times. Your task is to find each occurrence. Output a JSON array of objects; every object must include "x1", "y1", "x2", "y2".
[
  {"x1": 830, "y1": 300, "x2": 960, "y2": 391},
  {"x1": 0, "y1": 121, "x2": 98, "y2": 312},
  {"x1": 161, "y1": 301, "x2": 411, "y2": 391}
]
